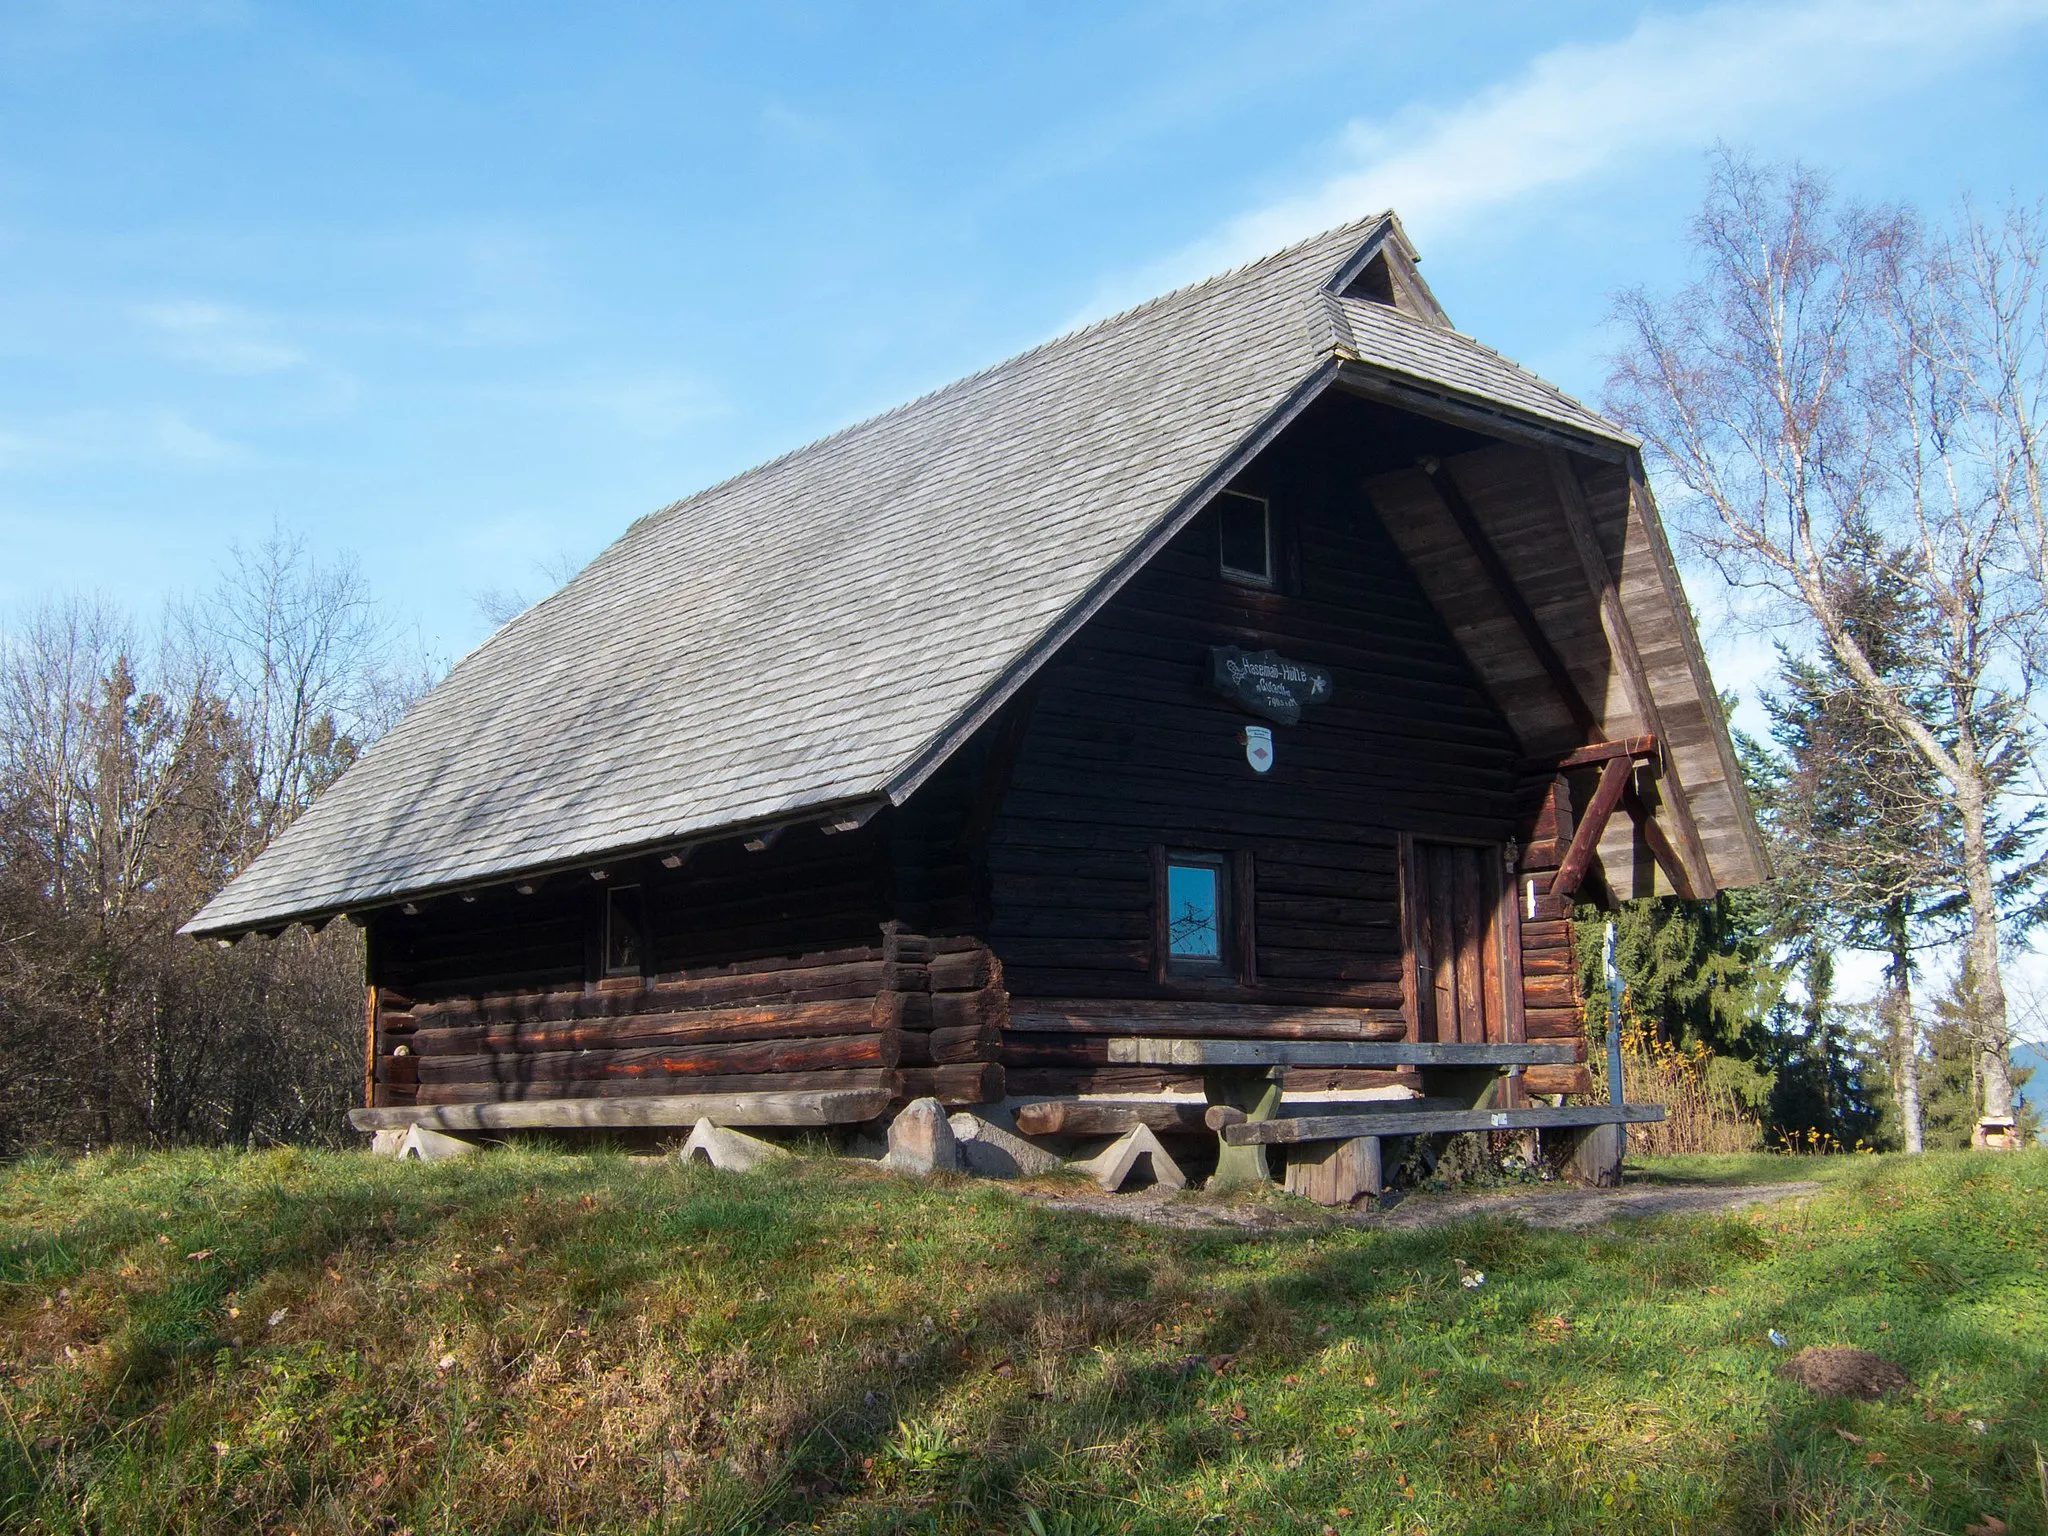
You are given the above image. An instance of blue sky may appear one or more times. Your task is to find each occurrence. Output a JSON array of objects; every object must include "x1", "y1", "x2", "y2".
[
  {"x1": 8, "y1": 0, "x2": 2048, "y2": 1021},
  {"x1": 8, "y1": 0, "x2": 2048, "y2": 656}
]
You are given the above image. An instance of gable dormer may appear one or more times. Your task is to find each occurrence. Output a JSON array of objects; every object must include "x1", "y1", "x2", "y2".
[{"x1": 1323, "y1": 216, "x2": 1451, "y2": 328}]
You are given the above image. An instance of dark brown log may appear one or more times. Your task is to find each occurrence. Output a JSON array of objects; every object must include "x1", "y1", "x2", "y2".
[
  {"x1": 929, "y1": 949, "x2": 1001, "y2": 992},
  {"x1": 928, "y1": 987, "x2": 1008, "y2": 1030},
  {"x1": 1523, "y1": 1007, "x2": 1585, "y2": 1041},
  {"x1": 1013, "y1": 1099, "x2": 1213, "y2": 1137},
  {"x1": 928, "y1": 1023, "x2": 1002, "y2": 1064},
  {"x1": 416, "y1": 1032, "x2": 902, "y2": 1084},
  {"x1": 896, "y1": 1062, "x2": 1005, "y2": 1105},
  {"x1": 410, "y1": 998, "x2": 891, "y2": 1056},
  {"x1": 414, "y1": 1067, "x2": 902, "y2": 1105},
  {"x1": 1005, "y1": 1067, "x2": 1206, "y2": 1097},
  {"x1": 1523, "y1": 1063, "x2": 1595, "y2": 1096},
  {"x1": 1006, "y1": 999, "x2": 1406, "y2": 1039},
  {"x1": 375, "y1": 1052, "x2": 418, "y2": 1087},
  {"x1": 1522, "y1": 974, "x2": 1579, "y2": 1011}
]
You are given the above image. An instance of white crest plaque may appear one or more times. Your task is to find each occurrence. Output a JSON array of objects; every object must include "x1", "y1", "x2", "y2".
[{"x1": 1243, "y1": 725, "x2": 1274, "y2": 774}]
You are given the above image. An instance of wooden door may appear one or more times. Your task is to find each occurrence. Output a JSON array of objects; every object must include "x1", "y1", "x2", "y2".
[{"x1": 1402, "y1": 839, "x2": 1511, "y2": 1043}]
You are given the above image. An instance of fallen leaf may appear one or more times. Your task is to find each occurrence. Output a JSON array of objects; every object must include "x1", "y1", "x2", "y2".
[
  {"x1": 1865, "y1": 1451, "x2": 1887, "y2": 1465},
  {"x1": 437, "y1": 1353, "x2": 457, "y2": 1372},
  {"x1": 267, "y1": 1308, "x2": 287, "y2": 1328},
  {"x1": 1835, "y1": 1429, "x2": 1866, "y2": 1444},
  {"x1": 185, "y1": 1250, "x2": 213, "y2": 1262},
  {"x1": 1963, "y1": 1518, "x2": 2007, "y2": 1536}
]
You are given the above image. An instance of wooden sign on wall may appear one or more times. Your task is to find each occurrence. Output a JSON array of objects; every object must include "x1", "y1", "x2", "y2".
[{"x1": 1208, "y1": 646, "x2": 1334, "y2": 726}]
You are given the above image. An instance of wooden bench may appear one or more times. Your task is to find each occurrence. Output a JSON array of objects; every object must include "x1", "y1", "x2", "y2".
[{"x1": 1104, "y1": 1036, "x2": 1662, "y2": 1201}]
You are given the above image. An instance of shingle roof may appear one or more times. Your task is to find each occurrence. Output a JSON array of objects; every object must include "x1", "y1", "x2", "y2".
[{"x1": 184, "y1": 214, "x2": 1640, "y2": 936}]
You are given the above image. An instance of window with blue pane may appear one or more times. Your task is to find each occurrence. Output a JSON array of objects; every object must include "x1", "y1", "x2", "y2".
[{"x1": 1165, "y1": 854, "x2": 1230, "y2": 976}]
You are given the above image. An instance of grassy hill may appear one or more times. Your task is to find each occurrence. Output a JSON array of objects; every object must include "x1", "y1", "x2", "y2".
[{"x1": 1, "y1": 1146, "x2": 2044, "y2": 1535}]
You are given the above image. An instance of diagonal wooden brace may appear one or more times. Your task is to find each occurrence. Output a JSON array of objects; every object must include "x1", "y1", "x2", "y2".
[{"x1": 1549, "y1": 755, "x2": 1633, "y2": 901}]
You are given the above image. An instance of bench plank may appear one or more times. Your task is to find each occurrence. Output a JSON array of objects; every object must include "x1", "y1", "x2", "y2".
[
  {"x1": 1107, "y1": 1038, "x2": 1578, "y2": 1068},
  {"x1": 1223, "y1": 1102, "x2": 1666, "y2": 1146}
]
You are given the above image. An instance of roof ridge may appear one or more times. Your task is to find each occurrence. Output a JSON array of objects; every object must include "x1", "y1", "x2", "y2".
[{"x1": 618, "y1": 212, "x2": 1393, "y2": 542}]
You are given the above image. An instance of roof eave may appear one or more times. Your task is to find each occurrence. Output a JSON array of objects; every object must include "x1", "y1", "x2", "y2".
[{"x1": 179, "y1": 792, "x2": 894, "y2": 940}]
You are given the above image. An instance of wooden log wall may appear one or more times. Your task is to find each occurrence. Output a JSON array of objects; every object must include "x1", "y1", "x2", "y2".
[
  {"x1": 978, "y1": 393, "x2": 1523, "y2": 1099},
  {"x1": 1514, "y1": 775, "x2": 1593, "y2": 1096},
  {"x1": 367, "y1": 923, "x2": 1007, "y2": 1112}
]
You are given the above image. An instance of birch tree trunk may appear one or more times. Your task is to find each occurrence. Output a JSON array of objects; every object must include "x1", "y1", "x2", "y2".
[{"x1": 1884, "y1": 901, "x2": 1924, "y2": 1154}]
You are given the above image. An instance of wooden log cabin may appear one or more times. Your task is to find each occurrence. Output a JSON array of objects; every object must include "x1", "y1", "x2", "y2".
[{"x1": 183, "y1": 213, "x2": 1765, "y2": 1156}]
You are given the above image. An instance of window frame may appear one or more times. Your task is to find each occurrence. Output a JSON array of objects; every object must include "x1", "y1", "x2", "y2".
[
  {"x1": 1156, "y1": 849, "x2": 1234, "y2": 981},
  {"x1": 1215, "y1": 490, "x2": 1275, "y2": 589},
  {"x1": 602, "y1": 883, "x2": 647, "y2": 979}
]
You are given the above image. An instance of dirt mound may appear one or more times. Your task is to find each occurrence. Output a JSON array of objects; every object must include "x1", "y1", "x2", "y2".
[{"x1": 1776, "y1": 1346, "x2": 1911, "y2": 1400}]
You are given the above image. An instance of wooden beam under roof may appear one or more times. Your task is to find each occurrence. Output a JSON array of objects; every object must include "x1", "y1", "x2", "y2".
[
  {"x1": 1550, "y1": 755, "x2": 1634, "y2": 901},
  {"x1": 1545, "y1": 451, "x2": 1713, "y2": 898},
  {"x1": 1420, "y1": 459, "x2": 1600, "y2": 740}
]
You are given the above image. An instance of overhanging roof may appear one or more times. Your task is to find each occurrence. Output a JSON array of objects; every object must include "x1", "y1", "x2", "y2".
[{"x1": 185, "y1": 214, "x2": 1752, "y2": 937}]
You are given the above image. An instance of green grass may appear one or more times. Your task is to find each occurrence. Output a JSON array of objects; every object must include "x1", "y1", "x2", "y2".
[{"x1": 0, "y1": 1146, "x2": 2044, "y2": 1535}]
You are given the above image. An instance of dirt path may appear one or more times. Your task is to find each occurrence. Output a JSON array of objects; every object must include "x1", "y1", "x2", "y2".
[{"x1": 1027, "y1": 1177, "x2": 1821, "y2": 1233}]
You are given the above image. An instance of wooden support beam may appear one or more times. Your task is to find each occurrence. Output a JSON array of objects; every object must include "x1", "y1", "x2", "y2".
[
  {"x1": 1421, "y1": 460, "x2": 1599, "y2": 738},
  {"x1": 1623, "y1": 780, "x2": 1698, "y2": 901},
  {"x1": 348, "y1": 1088, "x2": 894, "y2": 1132},
  {"x1": 1547, "y1": 736, "x2": 1657, "y2": 771},
  {"x1": 363, "y1": 982, "x2": 378, "y2": 1111},
  {"x1": 1546, "y1": 451, "x2": 1714, "y2": 895},
  {"x1": 1550, "y1": 755, "x2": 1633, "y2": 901}
]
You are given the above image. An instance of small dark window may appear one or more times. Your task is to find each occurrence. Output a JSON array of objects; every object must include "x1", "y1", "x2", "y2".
[
  {"x1": 604, "y1": 885, "x2": 645, "y2": 977},
  {"x1": 1217, "y1": 491, "x2": 1272, "y2": 587},
  {"x1": 1164, "y1": 854, "x2": 1230, "y2": 976}
]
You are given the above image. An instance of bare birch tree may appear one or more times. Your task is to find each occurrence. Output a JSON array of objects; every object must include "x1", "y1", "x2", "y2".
[{"x1": 1610, "y1": 153, "x2": 2048, "y2": 1142}]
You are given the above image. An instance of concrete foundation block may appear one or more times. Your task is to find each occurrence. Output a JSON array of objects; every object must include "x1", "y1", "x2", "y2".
[
  {"x1": 679, "y1": 1118, "x2": 793, "y2": 1173},
  {"x1": 398, "y1": 1125, "x2": 478, "y2": 1163},
  {"x1": 948, "y1": 1113, "x2": 1060, "y2": 1178},
  {"x1": 1072, "y1": 1124, "x2": 1187, "y2": 1193}
]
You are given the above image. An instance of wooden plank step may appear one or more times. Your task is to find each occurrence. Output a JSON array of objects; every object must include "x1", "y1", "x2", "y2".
[
  {"x1": 347, "y1": 1088, "x2": 891, "y2": 1133},
  {"x1": 1107, "y1": 1038, "x2": 1578, "y2": 1068},
  {"x1": 1223, "y1": 1103, "x2": 1665, "y2": 1146}
]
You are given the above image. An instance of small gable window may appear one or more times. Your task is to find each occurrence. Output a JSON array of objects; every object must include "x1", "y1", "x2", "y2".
[
  {"x1": 604, "y1": 885, "x2": 645, "y2": 977},
  {"x1": 1216, "y1": 491, "x2": 1272, "y2": 588},
  {"x1": 1164, "y1": 854, "x2": 1228, "y2": 974}
]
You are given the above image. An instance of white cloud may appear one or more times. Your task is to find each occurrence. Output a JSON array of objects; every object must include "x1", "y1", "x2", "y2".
[
  {"x1": 1094, "y1": 0, "x2": 2048, "y2": 313},
  {"x1": 137, "y1": 300, "x2": 305, "y2": 375}
]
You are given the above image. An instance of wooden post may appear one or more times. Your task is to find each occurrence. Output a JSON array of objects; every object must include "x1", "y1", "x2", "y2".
[
  {"x1": 363, "y1": 983, "x2": 379, "y2": 1111},
  {"x1": 1283, "y1": 1136, "x2": 1382, "y2": 1206}
]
